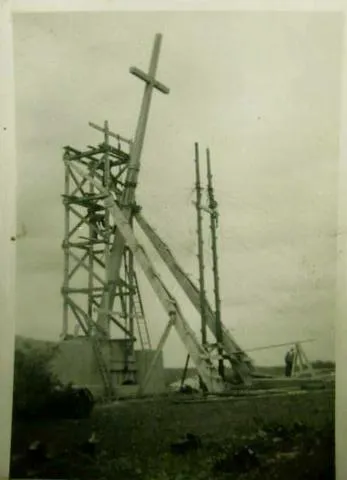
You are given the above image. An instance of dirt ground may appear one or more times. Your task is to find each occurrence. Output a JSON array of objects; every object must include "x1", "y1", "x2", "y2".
[{"x1": 10, "y1": 387, "x2": 334, "y2": 479}]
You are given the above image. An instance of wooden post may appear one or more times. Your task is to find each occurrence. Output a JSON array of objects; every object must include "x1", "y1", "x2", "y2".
[
  {"x1": 102, "y1": 120, "x2": 111, "y2": 337},
  {"x1": 194, "y1": 143, "x2": 207, "y2": 347},
  {"x1": 180, "y1": 354, "x2": 190, "y2": 389},
  {"x1": 62, "y1": 151, "x2": 70, "y2": 338},
  {"x1": 291, "y1": 344, "x2": 298, "y2": 377},
  {"x1": 194, "y1": 143, "x2": 208, "y2": 393},
  {"x1": 123, "y1": 246, "x2": 134, "y2": 374},
  {"x1": 87, "y1": 159, "x2": 95, "y2": 323},
  {"x1": 297, "y1": 342, "x2": 315, "y2": 377},
  {"x1": 128, "y1": 246, "x2": 135, "y2": 352},
  {"x1": 206, "y1": 148, "x2": 224, "y2": 380}
]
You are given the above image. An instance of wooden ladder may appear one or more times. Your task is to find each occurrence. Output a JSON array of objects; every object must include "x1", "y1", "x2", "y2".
[
  {"x1": 133, "y1": 272, "x2": 152, "y2": 350},
  {"x1": 89, "y1": 329, "x2": 114, "y2": 399}
]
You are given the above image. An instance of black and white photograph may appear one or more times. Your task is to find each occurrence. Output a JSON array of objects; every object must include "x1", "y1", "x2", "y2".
[{"x1": 4, "y1": 7, "x2": 342, "y2": 479}]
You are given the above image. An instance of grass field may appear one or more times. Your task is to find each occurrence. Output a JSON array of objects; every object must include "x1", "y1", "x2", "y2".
[{"x1": 10, "y1": 386, "x2": 334, "y2": 480}]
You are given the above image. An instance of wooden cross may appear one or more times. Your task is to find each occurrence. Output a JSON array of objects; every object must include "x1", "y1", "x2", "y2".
[
  {"x1": 95, "y1": 33, "x2": 170, "y2": 334},
  {"x1": 130, "y1": 65, "x2": 169, "y2": 95},
  {"x1": 123, "y1": 33, "x2": 170, "y2": 206}
]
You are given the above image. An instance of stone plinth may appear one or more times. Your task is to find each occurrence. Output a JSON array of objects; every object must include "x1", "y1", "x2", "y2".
[{"x1": 51, "y1": 337, "x2": 166, "y2": 398}]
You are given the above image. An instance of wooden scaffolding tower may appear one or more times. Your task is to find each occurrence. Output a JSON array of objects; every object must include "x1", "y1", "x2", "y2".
[
  {"x1": 61, "y1": 121, "x2": 153, "y2": 395},
  {"x1": 61, "y1": 33, "x2": 254, "y2": 398}
]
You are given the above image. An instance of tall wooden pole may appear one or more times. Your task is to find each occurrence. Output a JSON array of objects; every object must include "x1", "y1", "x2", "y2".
[
  {"x1": 206, "y1": 148, "x2": 224, "y2": 379},
  {"x1": 103, "y1": 120, "x2": 111, "y2": 336},
  {"x1": 194, "y1": 143, "x2": 207, "y2": 347},
  {"x1": 97, "y1": 33, "x2": 170, "y2": 332},
  {"x1": 87, "y1": 163, "x2": 94, "y2": 322},
  {"x1": 128, "y1": 244, "x2": 135, "y2": 345},
  {"x1": 194, "y1": 143, "x2": 208, "y2": 393},
  {"x1": 62, "y1": 151, "x2": 70, "y2": 338},
  {"x1": 125, "y1": 239, "x2": 135, "y2": 373}
]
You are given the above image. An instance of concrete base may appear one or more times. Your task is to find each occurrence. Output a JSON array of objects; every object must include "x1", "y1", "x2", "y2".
[{"x1": 50, "y1": 336, "x2": 166, "y2": 399}]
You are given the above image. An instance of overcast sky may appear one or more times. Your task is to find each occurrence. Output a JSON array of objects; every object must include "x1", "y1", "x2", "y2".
[{"x1": 13, "y1": 11, "x2": 343, "y2": 366}]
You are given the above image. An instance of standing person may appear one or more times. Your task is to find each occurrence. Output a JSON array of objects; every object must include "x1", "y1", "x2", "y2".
[
  {"x1": 285, "y1": 347, "x2": 295, "y2": 377},
  {"x1": 87, "y1": 205, "x2": 105, "y2": 240}
]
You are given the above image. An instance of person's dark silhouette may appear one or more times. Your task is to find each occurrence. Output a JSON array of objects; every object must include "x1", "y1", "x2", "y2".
[{"x1": 285, "y1": 347, "x2": 295, "y2": 377}]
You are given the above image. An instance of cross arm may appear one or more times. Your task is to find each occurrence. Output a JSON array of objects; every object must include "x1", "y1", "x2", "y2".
[
  {"x1": 129, "y1": 66, "x2": 170, "y2": 94},
  {"x1": 89, "y1": 121, "x2": 133, "y2": 145}
]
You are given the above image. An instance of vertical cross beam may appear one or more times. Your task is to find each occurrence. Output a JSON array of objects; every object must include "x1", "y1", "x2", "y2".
[
  {"x1": 62, "y1": 152, "x2": 71, "y2": 338},
  {"x1": 96, "y1": 33, "x2": 170, "y2": 333},
  {"x1": 124, "y1": 32, "x2": 170, "y2": 206}
]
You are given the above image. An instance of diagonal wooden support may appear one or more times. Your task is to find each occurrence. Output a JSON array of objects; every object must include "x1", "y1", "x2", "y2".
[
  {"x1": 68, "y1": 206, "x2": 105, "y2": 241},
  {"x1": 67, "y1": 154, "x2": 107, "y2": 197},
  {"x1": 66, "y1": 214, "x2": 85, "y2": 239},
  {"x1": 292, "y1": 342, "x2": 315, "y2": 377},
  {"x1": 134, "y1": 213, "x2": 254, "y2": 376},
  {"x1": 68, "y1": 166, "x2": 86, "y2": 196},
  {"x1": 68, "y1": 251, "x2": 89, "y2": 280},
  {"x1": 68, "y1": 161, "x2": 225, "y2": 393},
  {"x1": 66, "y1": 299, "x2": 89, "y2": 336},
  {"x1": 69, "y1": 250, "x2": 105, "y2": 285}
]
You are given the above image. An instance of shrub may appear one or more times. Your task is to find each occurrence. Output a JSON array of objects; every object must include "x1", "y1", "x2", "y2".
[{"x1": 12, "y1": 342, "x2": 61, "y2": 420}]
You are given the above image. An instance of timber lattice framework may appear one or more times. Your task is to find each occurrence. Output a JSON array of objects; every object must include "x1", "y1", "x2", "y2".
[
  {"x1": 61, "y1": 122, "x2": 151, "y2": 350},
  {"x1": 60, "y1": 33, "x2": 254, "y2": 398}
]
